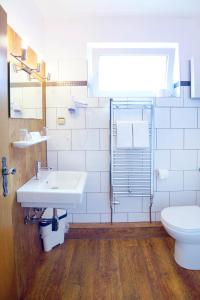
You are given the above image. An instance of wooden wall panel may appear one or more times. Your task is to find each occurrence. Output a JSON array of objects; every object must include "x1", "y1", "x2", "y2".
[{"x1": 7, "y1": 26, "x2": 47, "y2": 298}]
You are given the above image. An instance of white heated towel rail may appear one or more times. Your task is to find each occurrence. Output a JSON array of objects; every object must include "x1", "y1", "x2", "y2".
[{"x1": 110, "y1": 99, "x2": 154, "y2": 223}]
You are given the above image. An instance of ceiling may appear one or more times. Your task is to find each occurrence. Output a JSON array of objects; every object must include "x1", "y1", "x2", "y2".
[{"x1": 33, "y1": 0, "x2": 200, "y2": 18}]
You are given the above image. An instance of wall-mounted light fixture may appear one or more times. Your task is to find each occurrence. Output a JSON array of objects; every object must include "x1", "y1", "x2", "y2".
[
  {"x1": 12, "y1": 63, "x2": 21, "y2": 73},
  {"x1": 36, "y1": 63, "x2": 41, "y2": 73},
  {"x1": 13, "y1": 39, "x2": 28, "y2": 61},
  {"x1": 46, "y1": 73, "x2": 51, "y2": 81},
  {"x1": 30, "y1": 54, "x2": 43, "y2": 73},
  {"x1": 11, "y1": 54, "x2": 51, "y2": 82},
  {"x1": 42, "y1": 72, "x2": 51, "y2": 81},
  {"x1": 12, "y1": 62, "x2": 32, "y2": 76},
  {"x1": 21, "y1": 39, "x2": 28, "y2": 61},
  {"x1": 10, "y1": 41, "x2": 51, "y2": 81}
]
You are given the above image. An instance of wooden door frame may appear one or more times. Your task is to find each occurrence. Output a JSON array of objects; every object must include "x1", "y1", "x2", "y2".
[{"x1": 0, "y1": 5, "x2": 17, "y2": 300}]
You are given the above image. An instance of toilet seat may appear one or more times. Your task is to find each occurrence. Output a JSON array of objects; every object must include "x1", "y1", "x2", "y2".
[{"x1": 161, "y1": 206, "x2": 200, "y2": 232}]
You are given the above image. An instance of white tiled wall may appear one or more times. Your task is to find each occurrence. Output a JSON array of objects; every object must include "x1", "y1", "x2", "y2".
[{"x1": 46, "y1": 59, "x2": 200, "y2": 223}]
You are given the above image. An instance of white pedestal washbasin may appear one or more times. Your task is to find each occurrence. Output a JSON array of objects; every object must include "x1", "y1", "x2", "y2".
[{"x1": 17, "y1": 170, "x2": 87, "y2": 209}]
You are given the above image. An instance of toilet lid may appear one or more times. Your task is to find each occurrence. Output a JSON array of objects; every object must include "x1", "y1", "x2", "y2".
[{"x1": 161, "y1": 206, "x2": 200, "y2": 231}]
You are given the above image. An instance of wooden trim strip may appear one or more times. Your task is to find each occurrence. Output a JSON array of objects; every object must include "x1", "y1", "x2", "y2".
[
  {"x1": 66, "y1": 222, "x2": 168, "y2": 240},
  {"x1": 46, "y1": 80, "x2": 88, "y2": 87},
  {"x1": 10, "y1": 82, "x2": 41, "y2": 88}
]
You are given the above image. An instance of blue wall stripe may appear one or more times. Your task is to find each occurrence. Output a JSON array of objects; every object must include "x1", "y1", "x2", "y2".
[
  {"x1": 180, "y1": 81, "x2": 191, "y2": 86},
  {"x1": 174, "y1": 81, "x2": 191, "y2": 88}
]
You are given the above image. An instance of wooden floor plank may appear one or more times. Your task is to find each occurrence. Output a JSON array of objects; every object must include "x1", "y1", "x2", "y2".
[
  {"x1": 117, "y1": 239, "x2": 151, "y2": 300},
  {"x1": 22, "y1": 237, "x2": 200, "y2": 300},
  {"x1": 141, "y1": 238, "x2": 185, "y2": 300}
]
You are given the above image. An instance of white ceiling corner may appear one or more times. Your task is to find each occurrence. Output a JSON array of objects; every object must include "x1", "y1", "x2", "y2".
[{"x1": 33, "y1": 0, "x2": 200, "y2": 19}]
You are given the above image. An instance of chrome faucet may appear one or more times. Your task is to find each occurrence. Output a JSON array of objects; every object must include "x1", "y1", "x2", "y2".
[
  {"x1": 35, "y1": 161, "x2": 51, "y2": 180},
  {"x1": 35, "y1": 161, "x2": 41, "y2": 180}
]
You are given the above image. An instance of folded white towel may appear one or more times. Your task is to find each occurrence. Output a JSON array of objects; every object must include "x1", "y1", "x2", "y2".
[
  {"x1": 117, "y1": 121, "x2": 133, "y2": 149},
  {"x1": 133, "y1": 121, "x2": 149, "y2": 148}
]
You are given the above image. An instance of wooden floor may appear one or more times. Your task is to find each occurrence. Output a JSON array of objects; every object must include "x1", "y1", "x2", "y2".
[{"x1": 22, "y1": 236, "x2": 200, "y2": 300}]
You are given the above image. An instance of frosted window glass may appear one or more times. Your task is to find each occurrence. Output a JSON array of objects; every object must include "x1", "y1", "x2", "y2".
[{"x1": 98, "y1": 55, "x2": 167, "y2": 93}]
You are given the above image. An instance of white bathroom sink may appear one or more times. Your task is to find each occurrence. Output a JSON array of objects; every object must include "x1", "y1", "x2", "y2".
[{"x1": 17, "y1": 171, "x2": 87, "y2": 208}]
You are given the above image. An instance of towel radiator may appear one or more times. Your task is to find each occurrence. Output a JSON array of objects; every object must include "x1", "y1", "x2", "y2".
[{"x1": 110, "y1": 99, "x2": 154, "y2": 223}]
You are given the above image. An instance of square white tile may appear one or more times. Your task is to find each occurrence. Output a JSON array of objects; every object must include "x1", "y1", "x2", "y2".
[
  {"x1": 184, "y1": 93, "x2": 200, "y2": 108},
  {"x1": 58, "y1": 151, "x2": 85, "y2": 171},
  {"x1": 112, "y1": 213, "x2": 128, "y2": 222},
  {"x1": 196, "y1": 191, "x2": 200, "y2": 205},
  {"x1": 57, "y1": 107, "x2": 86, "y2": 129},
  {"x1": 198, "y1": 109, "x2": 200, "y2": 128},
  {"x1": 156, "y1": 97, "x2": 183, "y2": 107},
  {"x1": 155, "y1": 212, "x2": 161, "y2": 221},
  {"x1": 100, "y1": 172, "x2": 110, "y2": 192},
  {"x1": 73, "y1": 213, "x2": 100, "y2": 223},
  {"x1": 68, "y1": 193, "x2": 87, "y2": 213},
  {"x1": 154, "y1": 150, "x2": 170, "y2": 169},
  {"x1": 47, "y1": 151, "x2": 58, "y2": 170},
  {"x1": 85, "y1": 97, "x2": 99, "y2": 108},
  {"x1": 151, "y1": 192, "x2": 170, "y2": 212},
  {"x1": 171, "y1": 150, "x2": 197, "y2": 170},
  {"x1": 86, "y1": 151, "x2": 110, "y2": 171},
  {"x1": 184, "y1": 171, "x2": 200, "y2": 190},
  {"x1": 114, "y1": 197, "x2": 142, "y2": 213},
  {"x1": 171, "y1": 108, "x2": 197, "y2": 128},
  {"x1": 157, "y1": 171, "x2": 183, "y2": 191},
  {"x1": 72, "y1": 129, "x2": 99, "y2": 150},
  {"x1": 157, "y1": 129, "x2": 183, "y2": 149},
  {"x1": 70, "y1": 86, "x2": 88, "y2": 98},
  {"x1": 46, "y1": 108, "x2": 57, "y2": 129},
  {"x1": 100, "y1": 213, "x2": 111, "y2": 223},
  {"x1": 170, "y1": 191, "x2": 196, "y2": 206},
  {"x1": 98, "y1": 98, "x2": 110, "y2": 108},
  {"x1": 47, "y1": 130, "x2": 71, "y2": 151},
  {"x1": 46, "y1": 86, "x2": 70, "y2": 108},
  {"x1": 86, "y1": 108, "x2": 110, "y2": 129},
  {"x1": 100, "y1": 129, "x2": 110, "y2": 150},
  {"x1": 85, "y1": 172, "x2": 101, "y2": 192},
  {"x1": 155, "y1": 107, "x2": 170, "y2": 128},
  {"x1": 197, "y1": 150, "x2": 200, "y2": 167},
  {"x1": 128, "y1": 212, "x2": 149, "y2": 222},
  {"x1": 87, "y1": 193, "x2": 110, "y2": 213},
  {"x1": 185, "y1": 129, "x2": 200, "y2": 149}
]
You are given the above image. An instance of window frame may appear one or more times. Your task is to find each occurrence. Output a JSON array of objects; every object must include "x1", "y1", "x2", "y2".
[{"x1": 87, "y1": 43, "x2": 178, "y2": 97}]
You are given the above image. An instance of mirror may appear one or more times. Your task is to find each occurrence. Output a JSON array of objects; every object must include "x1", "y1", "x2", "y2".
[{"x1": 8, "y1": 62, "x2": 43, "y2": 119}]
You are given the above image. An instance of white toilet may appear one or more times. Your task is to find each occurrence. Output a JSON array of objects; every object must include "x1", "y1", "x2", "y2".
[{"x1": 161, "y1": 206, "x2": 200, "y2": 270}]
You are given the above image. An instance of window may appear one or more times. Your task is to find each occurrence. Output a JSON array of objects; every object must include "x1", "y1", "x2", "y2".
[{"x1": 87, "y1": 43, "x2": 180, "y2": 97}]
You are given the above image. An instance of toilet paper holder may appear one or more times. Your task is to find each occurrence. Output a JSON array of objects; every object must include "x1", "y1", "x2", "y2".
[{"x1": 156, "y1": 169, "x2": 169, "y2": 180}]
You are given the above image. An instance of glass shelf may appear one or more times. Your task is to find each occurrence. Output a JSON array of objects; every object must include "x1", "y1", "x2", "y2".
[{"x1": 12, "y1": 136, "x2": 49, "y2": 149}]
